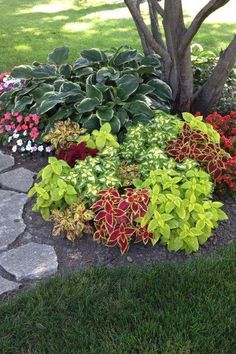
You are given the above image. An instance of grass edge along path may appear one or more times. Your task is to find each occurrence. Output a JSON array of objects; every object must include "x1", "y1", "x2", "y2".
[{"x1": 0, "y1": 244, "x2": 235, "y2": 354}]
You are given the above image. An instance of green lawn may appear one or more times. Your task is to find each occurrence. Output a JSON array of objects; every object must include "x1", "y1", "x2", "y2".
[
  {"x1": 0, "y1": 0, "x2": 236, "y2": 71},
  {"x1": 0, "y1": 245, "x2": 236, "y2": 353},
  {"x1": 0, "y1": 1, "x2": 236, "y2": 353}
]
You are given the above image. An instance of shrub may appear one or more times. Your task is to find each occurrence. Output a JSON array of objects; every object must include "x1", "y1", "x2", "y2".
[
  {"x1": 92, "y1": 188, "x2": 152, "y2": 254},
  {"x1": 28, "y1": 157, "x2": 77, "y2": 220},
  {"x1": 135, "y1": 168, "x2": 228, "y2": 253},
  {"x1": 1, "y1": 46, "x2": 172, "y2": 136}
]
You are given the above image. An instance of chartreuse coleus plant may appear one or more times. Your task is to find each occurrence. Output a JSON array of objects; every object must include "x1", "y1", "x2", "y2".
[
  {"x1": 51, "y1": 198, "x2": 94, "y2": 241},
  {"x1": 3, "y1": 46, "x2": 172, "y2": 135},
  {"x1": 91, "y1": 188, "x2": 153, "y2": 254},
  {"x1": 28, "y1": 157, "x2": 77, "y2": 220},
  {"x1": 66, "y1": 147, "x2": 121, "y2": 204},
  {"x1": 135, "y1": 168, "x2": 228, "y2": 253}
]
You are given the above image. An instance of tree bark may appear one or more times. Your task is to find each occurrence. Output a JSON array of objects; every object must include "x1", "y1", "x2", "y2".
[
  {"x1": 192, "y1": 35, "x2": 236, "y2": 115},
  {"x1": 125, "y1": 0, "x2": 236, "y2": 114}
]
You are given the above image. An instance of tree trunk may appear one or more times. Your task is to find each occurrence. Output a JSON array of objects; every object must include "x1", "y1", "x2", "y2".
[{"x1": 124, "y1": 0, "x2": 236, "y2": 115}]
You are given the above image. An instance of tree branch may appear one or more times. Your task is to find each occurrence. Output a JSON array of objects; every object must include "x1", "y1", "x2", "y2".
[
  {"x1": 124, "y1": 0, "x2": 170, "y2": 62},
  {"x1": 147, "y1": 0, "x2": 166, "y2": 49},
  {"x1": 181, "y1": 0, "x2": 231, "y2": 52},
  {"x1": 152, "y1": 0, "x2": 164, "y2": 17},
  {"x1": 192, "y1": 34, "x2": 236, "y2": 115}
]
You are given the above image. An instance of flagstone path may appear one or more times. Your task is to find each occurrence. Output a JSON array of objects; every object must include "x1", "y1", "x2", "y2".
[{"x1": 0, "y1": 151, "x2": 58, "y2": 295}]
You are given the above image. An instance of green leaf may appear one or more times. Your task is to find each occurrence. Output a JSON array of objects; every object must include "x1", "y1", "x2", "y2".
[
  {"x1": 117, "y1": 74, "x2": 139, "y2": 100},
  {"x1": 59, "y1": 64, "x2": 72, "y2": 78},
  {"x1": 14, "y1": 96, "x2": 33, "y2": 112},
  {"x1": 48, "y1": 46, "x2": 69, "y2": 65},
  {"x1": 96, "y1": 106, "x2": 114, "y2": 122},
  {"x1": 80, "y1": 48, "x2": 107, "y2": 63},
  {"x1": 11, "y1": 65, "x2": 33, "y2": 79},
  {"x1": 113, "y1": 49, "x2": 137, "y2": 66},
  {"x1": 124, "y1": 100, "x2": 154, "y2": 118},
  {"x1": 65, "y1": 194, "x2": 77, "y2": 205},
  {"x1": 38, "y1": 94, "x2": 64, "y2": 115},
  {"x1": 86, "y1": 84, "x2": 103, "y2": 102},
  {"x1": 184, "y1": 237, "x2": 199, "y2": 252},
  {"x1": 82, "y1": 115, "x2": 100, "y2": 132},
  {"x1": 75, "y1": 98, "x2": 100, "y2": 113},
  {"x1": 28, "y1": 186, "x2": 36, "y2": 197},
  {"x1": 148, "y1": 79, "x2": 172, "y2": 101},
  {"x1": 176, "y1": 206, "x2": 186, "y2": 219},
  {"x1": 96, "y1": 136, "x2": 105, "y2": 150},
  {"x1": 40, "y1": 207, "x2": 50, "y2": 221},
  {"x1": 31, "y1": 64, "x2": 58, "y2": 79},
  {"x1": 66, "y1": 185, "x2": 77, "y2": 195},
  {"x1": 109, "y1": 116, "x2": 121, "y2": 134},
  {"x1": 147, "y1": 219, "x2": 158, "y2": 232},
  {"x1": 51, "y1": 162, "x2": 62, "y2": 175}
]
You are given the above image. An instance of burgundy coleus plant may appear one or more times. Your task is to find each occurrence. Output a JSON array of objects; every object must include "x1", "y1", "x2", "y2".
[
  {"x1": 91, "y1": 188, "x2": 153, "y2": 254},
  {"x1": 166, "y1": 123, "x2": 228, "y2": 180},
  {"x1": 57, "y1": 142, "x2": 98, "y2": 167}
]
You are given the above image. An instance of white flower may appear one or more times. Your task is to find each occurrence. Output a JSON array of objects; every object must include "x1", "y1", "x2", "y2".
[
  {"x1": 21, "y1": 147, "x2": 25, "y2": 152},
  {"x1": 13, "y1": 133, "x2": 19, "y2": 139},
  {"x1": 26, "y1": 145, "x2": 32, "y2": 151},
  {"x1": 8, "y1": 136, "x2": 12, "y2": 142},
  {"x1": 45, "y1": 146, "x2": 52, "y2": 153},
  {"x1": 12, "y1": 145, "x2": 17, "y2": 152},
  {"x1": 31, "y1": 145, "x2": 38, "y2": 153},
  {"x1": 16, "y1": 139, "x2": 23, "y2": 146},
  {"x1": 37, "y1": 145, "x2": 44, "y2": 152},
  {"x1": 23, "y1": 130, "x2": 27, "y2": 136}
]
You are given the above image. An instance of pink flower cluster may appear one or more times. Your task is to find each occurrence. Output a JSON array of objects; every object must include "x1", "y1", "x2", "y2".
[{"x1": 0, "y1": 112, "x2": 51, "y2": 154}]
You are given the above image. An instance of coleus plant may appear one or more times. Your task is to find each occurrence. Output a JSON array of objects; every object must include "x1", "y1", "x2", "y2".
[
  {"x1": 166, "y1": 122, "x2": 228, "y2": 180},
  {"x1": 91, "y1": 188, "x2": 153, "y2": 254},
  {"x1": 2, "y1": 46, "x2": 172, "y2": 135},
  {"x1": 56, "y1": 142, "x2": 98, "y2": 167},
  {"x1": 135, "y1": 168, "x2": 228, "y2": 253}
]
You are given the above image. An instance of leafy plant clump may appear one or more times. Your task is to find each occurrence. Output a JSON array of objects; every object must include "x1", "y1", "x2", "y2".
[
  {"x1": 92, "y1": 188, "x2": 153, "y2": 254},
  {"x1": 51, "y1": 199, "x2": 94, "y2": 241},
  {"x1": 1, "y1": 46, "x2": 172, "y2": 136},
  {"x1": 28, "y1": 157, "x2": 77, "y2": 220},
  {"x1": 136, "y1": 168, "x2": 228, "y2": 253}
]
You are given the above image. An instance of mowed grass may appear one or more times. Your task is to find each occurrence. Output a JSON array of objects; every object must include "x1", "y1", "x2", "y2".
[
  {"x1": 0, "y1": 245, "x2": 236, "y2": 353},
  {"x1": 0, "y1": 0, "x2": 236, "y2": 71}
]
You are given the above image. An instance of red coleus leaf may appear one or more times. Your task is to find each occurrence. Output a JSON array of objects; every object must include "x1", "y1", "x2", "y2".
[
  {"x1": 57, "y1": 142, "x2": 98, "y2": 167},
  {"x1": 94, "y1": 210, "x2": 106, "y2": 222}
]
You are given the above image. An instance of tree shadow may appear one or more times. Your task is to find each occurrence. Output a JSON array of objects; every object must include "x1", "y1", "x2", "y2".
[{"x1": 0, "y1": 0, "x2": 235, "y2": 71}]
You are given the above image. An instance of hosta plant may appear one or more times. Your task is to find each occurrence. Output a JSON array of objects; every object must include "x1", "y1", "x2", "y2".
[
  {"x1": 2, "y1": 46, "x2": 172, "y2": 135},
  {"x1": 28, "y1": 157, "x2": 77, "y2": 220},
  {"x1": 51, "y1": 199, "x2": 94, "y2": 241},
  {"x1": 135, "y1": 168, "x2": 228, "y2": 253},
  {"x1": 91, "y1": 188, "x2": 153, "y2": 254}
]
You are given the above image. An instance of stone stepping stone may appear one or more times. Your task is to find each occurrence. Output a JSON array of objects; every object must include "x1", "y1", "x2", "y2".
[
  {"x1": 0, "y1": 275, "x2": 20, "y2": 295},
  {"x1": 0, "y1": 190, "x2": 28, "y2": 251},
  {"x1": 0, "y1": 151, "x2": 14, "y2": 172},
  {"x1": 0, "y1": 242, "x2": 58, "y2": 281},
  {"x1": 0, "y1": 167, "x2": 35, "y2": 193}
]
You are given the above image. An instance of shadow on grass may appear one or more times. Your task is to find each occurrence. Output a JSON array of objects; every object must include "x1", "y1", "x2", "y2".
[{"x1": 0, "y1": 0, "x2": 235, "y2": 71}]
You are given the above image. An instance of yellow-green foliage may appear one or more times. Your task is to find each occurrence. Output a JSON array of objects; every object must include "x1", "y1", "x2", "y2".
[{"x1": 51, "y1": 199, "x2": 94, "y2": 241}]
